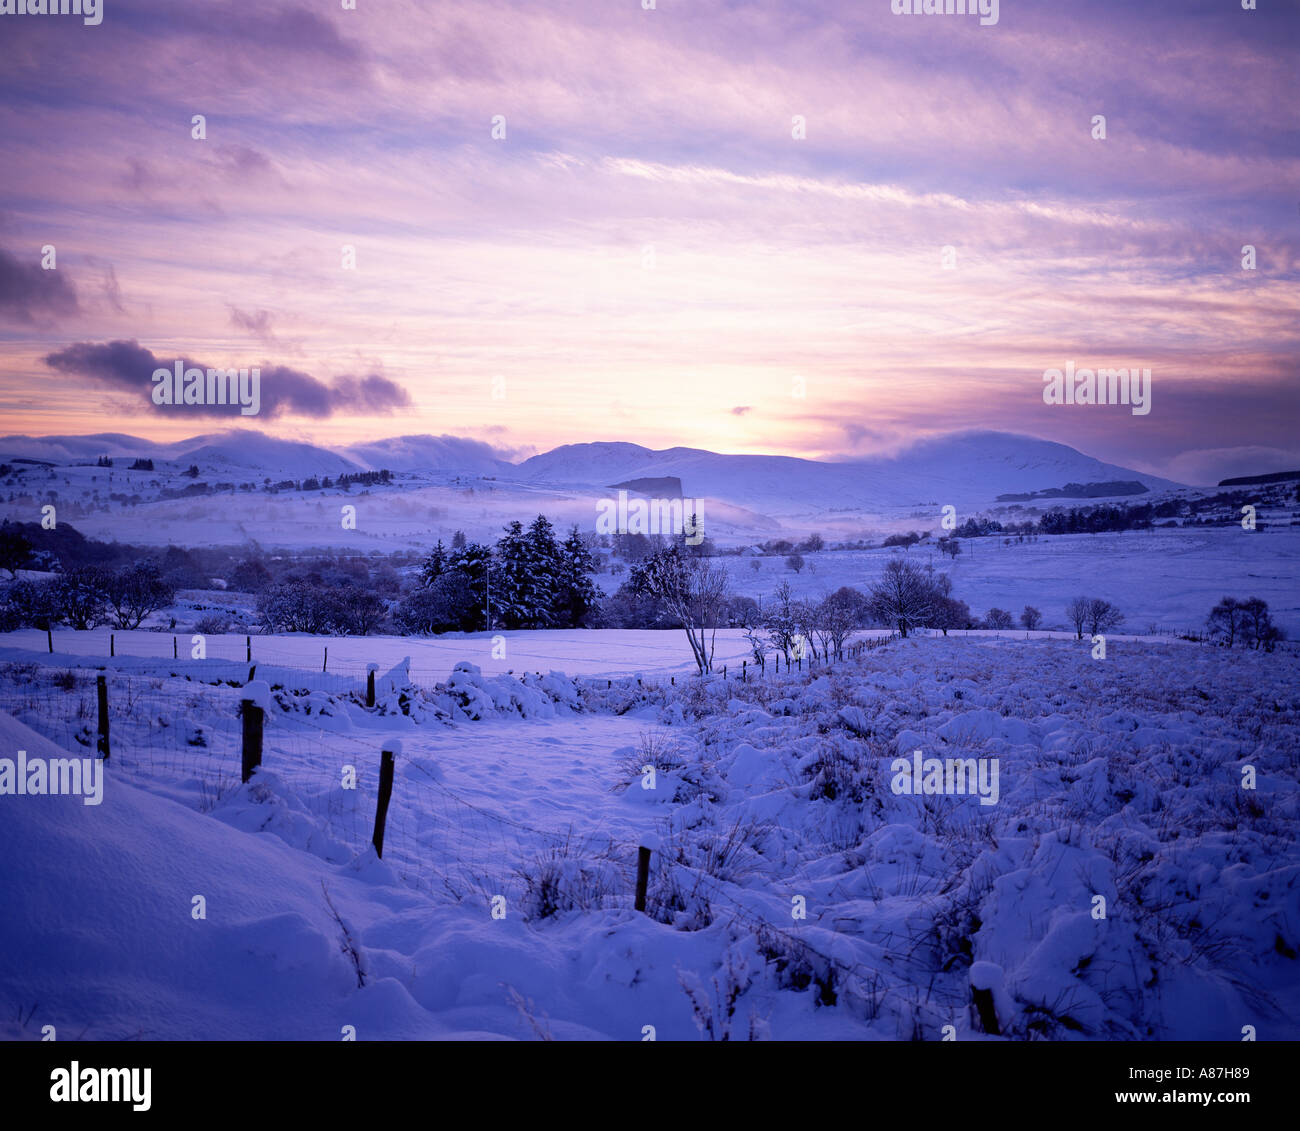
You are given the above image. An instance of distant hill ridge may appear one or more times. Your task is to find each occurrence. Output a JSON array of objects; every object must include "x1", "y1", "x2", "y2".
[
  {"x1": 996, "y1": 480, "x2": 1149, "y2": 502},
  {"x1": 0, "y1": 427, "x2": 1188, "y2": 508},
  {"x1": 1218, "y1": 470, "x2": 1300, "y2": 487}
]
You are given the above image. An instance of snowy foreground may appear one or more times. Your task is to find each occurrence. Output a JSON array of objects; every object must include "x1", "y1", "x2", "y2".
[{"x1": 1, "y1": 635, "x2": 1297, "y2": 1041}]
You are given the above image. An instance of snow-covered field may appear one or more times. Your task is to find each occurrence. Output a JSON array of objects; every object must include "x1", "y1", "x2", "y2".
[
  {"x1": 2, "y1": 634, "x2": 1296, "y2": 1040},
  {"x1": 0, "y1": 626, "x2": 771, "y2": 681},
  {"x1": 719, "y1": 527, "x2": 1300, "y2": 637}
]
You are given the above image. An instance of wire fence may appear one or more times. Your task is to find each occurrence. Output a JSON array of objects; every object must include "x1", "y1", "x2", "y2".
[{"x1": 0, "y1": 641, "x2": 951, "y2": 1035}]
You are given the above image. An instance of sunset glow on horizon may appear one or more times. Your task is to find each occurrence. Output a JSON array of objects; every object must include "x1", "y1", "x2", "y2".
[{"x1": 1, "y1": 0, "x2": 1296, "y2": 484}]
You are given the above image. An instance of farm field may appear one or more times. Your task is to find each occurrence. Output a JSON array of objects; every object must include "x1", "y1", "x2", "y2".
[{"x1": 2, "y1": 634, "x2": 1297, "y2": 1041}]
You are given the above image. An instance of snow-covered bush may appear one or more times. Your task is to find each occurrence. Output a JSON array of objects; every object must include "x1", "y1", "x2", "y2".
[{"x1": 515, "y1": 836, "x2": 623, "y2": 921}]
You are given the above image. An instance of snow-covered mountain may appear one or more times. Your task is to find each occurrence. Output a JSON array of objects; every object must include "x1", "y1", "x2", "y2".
[
  {"x1": 0, "y1": 430, "x2": 359, "y2": 478},
  {"x1": 171, "y1": 433, "x2": 361, "y2": 478},
  {"x1": 516, "y1": 431, "x2": 1183, "y2": 509},
  {"x1": 343, "y1": 434, "x2": 514, "y2": 476},
  {"x1": 0, "y1": 427, "x2": 1190, "y2": 549}
]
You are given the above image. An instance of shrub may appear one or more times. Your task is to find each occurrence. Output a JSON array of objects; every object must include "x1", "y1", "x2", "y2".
[{"x1": 514, "y1": 835, "x2": 622, "y2": 921}]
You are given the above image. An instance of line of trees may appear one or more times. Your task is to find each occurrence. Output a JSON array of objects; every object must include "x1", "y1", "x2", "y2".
[
  {"x1": 742, "y1": 581, "x2": 868, "y2": 667},
  {"x1": 1206, "y1": 597, "x2": 1282, "y2": 650},
  {"x1": 1, "y1": 561, "x2": 176, "y2": 632},
  {"x1": 258, "y1": 580, "x2": 388, "y2": 636}
]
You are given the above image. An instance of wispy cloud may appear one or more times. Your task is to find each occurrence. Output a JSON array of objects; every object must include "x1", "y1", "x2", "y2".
[{"x1": 0, "y1": 0, "x2": 1295, "y2": 478}]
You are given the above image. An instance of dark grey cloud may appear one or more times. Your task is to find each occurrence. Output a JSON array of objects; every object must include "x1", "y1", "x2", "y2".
[
  {"x1": 43, "y1": 339, "x2": 411, "y2": 420},
  {"x1": 0, "y1": 246, "x2": 80, "y2": 324}
]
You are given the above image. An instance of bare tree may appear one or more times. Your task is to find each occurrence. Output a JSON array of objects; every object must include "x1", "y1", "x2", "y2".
[
  {"x1": 1019, "y1": 605, "x2": 1042, "y2": 631},
  {"x1": 104, "y1": 561, "x2": 176, "y2": 630},
  {"x1": 931, "y1": 593, "x2": 971, "y2": 635},
  {"x1": 868, "y1": 557, "x2": 935, "y2": 638},
  {"x1": 985, "y1": 608, "x2": 1014, "y2": 630},
  {"x1": 1207, "y1": 596, "x2": 1281, "y2": 650},
  {"x1": 763, "y1": 579, "x2": 801, "y2": 662},
  {"x1": 817, "y1": 589, "x2": 860, "y2": 659},
  {"x1": 793, "y1": 599, "x2": 821, "y2": 661},
  {"x1": 1240, "y1": 596, "x2": 1283, "y2": 650},
  {"x1": 54, "y1": 566, "x2": 110, "y2": 630},
  {"x1": 630, "y1": 546, "x2": 730, "y2": 674},
  {"x1": 741, "y1": 608, "x2": 768, "y2": 665},
  {"x1": 1065, "y1": 596, "x2": 1090, "y2": 640},
  {"x1": 1085, "y1": 598, "x2": 1124, "y2": 637}
]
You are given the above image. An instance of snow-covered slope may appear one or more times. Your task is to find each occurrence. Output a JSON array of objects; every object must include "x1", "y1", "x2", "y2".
[
  {"x1": 2, "y1": 427, "x2": 1183, "y2": 508},
  {"x1": 517, "y1": 431, "x2": 1183, "y2": 511},
  {"x1": 2, "y1": 636, "x2": 1296, "y2": 1041},
  {"x1": 0, "y1": 432, "x2": 168, "y2": 464},
  {"x1": 878, "y1": 432, "x2": 1184, "y2": 500},
  {"x1": 0, "y1": 427, "x2": 1194, "y2": 548},
  {"x1": 0, "y1": 430, "x2": 359, "y2": 478},
  {"x1": 343, "y1": 434, "x2": 513, "y2": 475},
  {"x1": 171, "y1": 432, "x2": 361, "y2": 477}
]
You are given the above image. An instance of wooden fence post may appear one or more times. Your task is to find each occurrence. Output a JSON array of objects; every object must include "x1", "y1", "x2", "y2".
[
  {"x1": 47, "y1": 626, "x2": 53, "y2": 653},
  {"x1": 248, "y1": 664, "x2": 256, "y2": 683},
  {"x1": 634, "y1": 845, "x2": 652, "y2": 913},
  {"x1": 241, "y1": 696, "x2": 264, "y2": 783},
  {"x1": 246, "y1": 635, "x2": 251, "y2": 663},
  {"x1": 323, "y1": 647, "x2": 328, "y2": 673},
  {"x1": 173, "y1": 635, "x2": 178, "y2": 659},
  {"x1": 366, "y1": 665, "x2": 376, "y2": 708},
  {"x1": 742, "y1": 660, "x2": 747, "y2": 683},
  {"x1": 96, "y1": 674, "x2": 110, "y2": 760},
  {"x1": 110, "y1": 633, "x2": 115, "y2": 658},
  {"x1": 972, "y1": 986, "x2": 1001, "y2": 1035},
  {"x1": 372, "y1": 745, "x2": 397, "y2": 858}
]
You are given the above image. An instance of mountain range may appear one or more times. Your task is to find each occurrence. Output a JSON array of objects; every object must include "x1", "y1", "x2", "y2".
[{"x1": 0, "y1": 429, "x2": 1184, "y2": 501}]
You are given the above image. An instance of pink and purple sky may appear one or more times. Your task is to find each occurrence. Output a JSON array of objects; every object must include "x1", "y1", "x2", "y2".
[{"x1": 0, "y1": 0, "x2": 1296, "y2": 484}]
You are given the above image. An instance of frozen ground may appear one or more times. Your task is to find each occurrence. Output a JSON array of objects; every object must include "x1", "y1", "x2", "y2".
[
  {"x1": 0, "y1": 623, "x2": 1203, "y2": 687},
  {"x1": 1, "y1": 634, "x2": 1297, "y2": 1041},
  {"x1": 0, "y1": 626, "x2": 772, "y2": 681},
  {"x1": 719, "y1": 527, "x2": 1300, "y2": 637}
]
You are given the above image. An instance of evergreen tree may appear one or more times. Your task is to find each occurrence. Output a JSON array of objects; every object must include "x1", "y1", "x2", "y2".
[
  {"x1": 556, "y1": 526, "x2": 599, "y2": 626},
  {"x1": 494, "y1": 521, "x2": 531, "y2": 629},
  {"x1": 419, "y1": 540, "x2": 449, "y2": 587},
  {"x1": 445, "y1": 540, "x2": 493, "y2": 629},
  {"x1": 520, "y1": 515, "x2": 563, "y2": 628}
]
